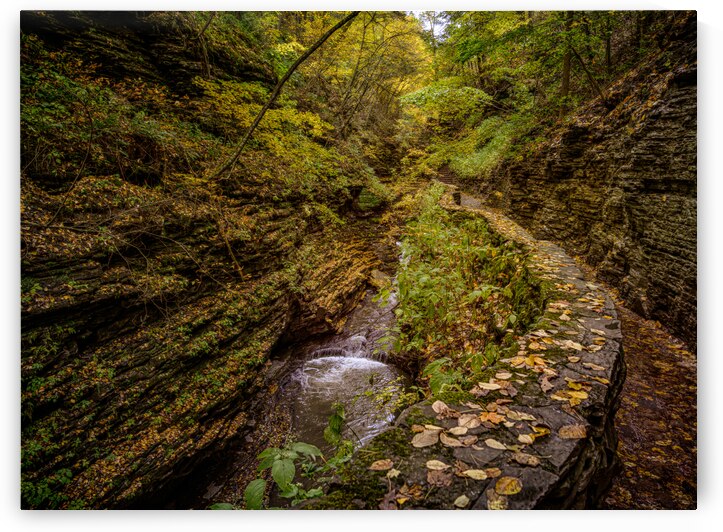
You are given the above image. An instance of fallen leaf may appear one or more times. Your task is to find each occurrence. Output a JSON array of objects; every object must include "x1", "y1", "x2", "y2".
[
  {"x1": 440, "y1": 432, "x2": 463, "y2": 447},
  {"x1": 369, "y1": 459, "x2": 394, "y2": 471},
  {"x1": 517, "y1": 434, "x2": 534, "y2": 445},
  {"x1": 412, "y1": 430, "x2": 440, "y2": 448},
  {"x1": 427, "y1": 469, "x2": 453, "y2": 487},
  {"x1": 583, "y1": 362, "x2": 605, "y2": 371},
  {"x1": 486, "y1": 488, "x2": 508, "y2": 510},
  {"x1": 411, "y1": 424, "x2": 425, "y2": 433},
  {"x1": 567, "y1": 355, "x2": 581, "y2": 363},
  {"x1": 561, "y1": 340, "x2": 584, "y2": 351},
  {"x1": 459, "y1": 435, "x2": 479, "y2": 446},
  {"x1": 480, "y1": 411, "x2": 506, "y2": 424},
  {"x1": 485, "y1": 467, "x2": 502, "y2": 478},
  {"x1": 591, "y1": 328, "x2": 607, "y2": 336},
  {"x1": 477, "y1": 382, "x2": 502, "y2": 390},
  {"x1": 495, "y1": 371, "x2": 513, "y2": 380},
  {"x1": 458, "y1": 413, "x2": 481, "y2": 429},
  {"x1": 484, "y1": 438, "x2": 507, "y2": 450},
  {"x1": 532, "y1": 425, "x2": 551, "y2": 438},
  {"x1": 506, "y1": 410, "x2": 536, "y2": 422},
  {"x1": 511, "y1": 452, "x2": 541, "y2": 467},
  {"x1": 426, "y1": 459, "x2": 450, "y2": 471},
  {"x1": 449, "y1": 426, "x2": 468, "y2": 436},
  {"x1": 454, "y1": 494, "x2": 470, "y2": 508},
  {"x1": 462, "y1": 469, "x2": 488, "y2": 480},
  {"x1": 495, "y1": 476, "x2": 523, "y2": 495},
  {"x1": 432, "y1": 400, "x2": 459, "y2": 418},
  {"x1": 540, "y1": 376, "x2": 555, "y2": 392},
  {"x1": 424, "y1": 424, "x2": 445, "y2": 431},
  {"x1": 379, "y1": 487, "x2": 397, "y2": 510},
  {"x1": 559, "y1": 424, "x2": 588, "y2": 439}
]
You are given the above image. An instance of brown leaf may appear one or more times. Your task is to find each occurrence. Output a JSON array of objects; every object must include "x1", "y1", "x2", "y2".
[
  {"x1": 369, "y1": 459, "x2": 394, "y2": 471},
  {"x1": 540, "y1": 376, "x2": 555, "y2": 393},
  {"x1": 459, "y1": 435, "x2": 479, "y2": 446},
  {"x1": 379, "y1": 487, "x2": 397, "y2": 510},
  {"x1": 495, "y1": 476, "x2": 523, "y2": 495},
  {"x1": 440, "y1": 432, "x2": 463, "y2": 447},
  {"x1": 427, "y1": 469, "x2": 453, "y2": 487},
  {"x1": 412, "y1": 429, "x2": 440, "y2": 448},
  {"x1": 432, "y1": 400, "x2": 459, "y2": 418},
  {"x1": 559, "y1": 424, "x2": 588, "y2": 439},
  {"x1": 449, "y1": 426, "x2": 468, "y2": 436},
  {"x1": 485, "y1": 467, "x2": 502, "y2": 478},
  {"x1": 511, "y1": 452, "x2": 541, "y2": 467}
]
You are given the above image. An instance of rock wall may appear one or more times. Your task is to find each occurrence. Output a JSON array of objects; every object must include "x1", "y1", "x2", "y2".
[
  {"x1": 313, "y1": 194, "x2": 625, "y2": 509},
  {"x1": 20, "y1": 12, "x2": 380, "y2": 509},
  {"x1": 480, "y1": 13, "x2": 696, "y2": 348}
]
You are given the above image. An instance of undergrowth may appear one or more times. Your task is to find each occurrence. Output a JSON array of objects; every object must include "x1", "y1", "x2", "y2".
[{"x1": 383, "y1": 183, "x2": 545, "y2": 394}]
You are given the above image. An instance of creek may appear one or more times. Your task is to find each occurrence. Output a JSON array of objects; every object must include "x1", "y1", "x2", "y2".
[{"x1": 280, "y1": 287, "x2": 409, "y2": 451}]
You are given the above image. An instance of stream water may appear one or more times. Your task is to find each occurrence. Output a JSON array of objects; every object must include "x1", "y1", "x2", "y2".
[{"x1": 280, "y1": 287, "x2": 408, "y2": 450}]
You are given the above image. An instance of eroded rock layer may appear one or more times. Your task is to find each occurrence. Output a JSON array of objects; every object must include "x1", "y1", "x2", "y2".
[{"x1": 480, "y1": 13, "x2": 696, "y2": 348}]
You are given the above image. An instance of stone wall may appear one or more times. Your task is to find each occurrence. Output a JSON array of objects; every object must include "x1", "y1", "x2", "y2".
[
  {"x1": 314, "y1": 194, "x2": 625, "y2": 509},
  {"x1": 479, "y1": 13, "x2": 696, "y2": 348}
]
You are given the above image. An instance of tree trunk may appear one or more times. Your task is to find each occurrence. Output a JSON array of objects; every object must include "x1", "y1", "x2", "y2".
[
  {"x1": 210, "y1": 11, "x2": 360, "y2": 179},
  {"x1": 559, "y1": 11, "x2": 574, "y2": 115}
]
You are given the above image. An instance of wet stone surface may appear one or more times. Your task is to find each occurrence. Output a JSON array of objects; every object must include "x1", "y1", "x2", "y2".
[{"x1": 313, "y1": 191, "x2": 625, "y2": 510}]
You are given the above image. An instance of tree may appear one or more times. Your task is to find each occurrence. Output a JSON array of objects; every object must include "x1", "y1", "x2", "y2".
[{"x1": 211, "y1": 11, "x2": 360, "y2": 178}]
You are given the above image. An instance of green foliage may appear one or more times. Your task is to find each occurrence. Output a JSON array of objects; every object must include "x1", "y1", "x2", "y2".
[
  {"x1": 21, "y1": 468, "x2": 73, "y2": 509},
  {"x1": 401, "y1": 76, "x2": 492, "y2": 127},
  {"x1": 391, "y1": 184, "x2": 545, "y2": 391},
  {"x1": 323, "y1": 402, "x2": 346, "y2": 448}
]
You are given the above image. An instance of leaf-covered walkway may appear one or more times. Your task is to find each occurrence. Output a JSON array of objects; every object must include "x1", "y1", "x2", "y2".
[{"x1": 461, "y1": 191, "x2": 697, "y2": 509}]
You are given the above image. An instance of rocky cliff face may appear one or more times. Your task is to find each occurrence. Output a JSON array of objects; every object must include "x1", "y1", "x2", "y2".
[
  {"x1": 480, "y1": 13, "x2": 696, "y2": 349},
  {"x1": 20, "y1": 12, "x2": 381, "y2": 508}
]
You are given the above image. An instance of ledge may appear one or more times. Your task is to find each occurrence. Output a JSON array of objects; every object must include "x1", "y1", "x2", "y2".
[{"x1": 316, "y1": 190, "x2": 625, "y2": 509}]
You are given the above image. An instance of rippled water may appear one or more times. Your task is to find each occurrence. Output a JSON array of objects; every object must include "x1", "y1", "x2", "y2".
[{"x1": 282, "y1": 289, "x2": 407, "y2": 450}]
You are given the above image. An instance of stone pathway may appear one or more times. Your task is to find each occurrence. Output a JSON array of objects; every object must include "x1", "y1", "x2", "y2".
[
  {"x1": 462, "y1": 192, "x2": 697, "y2": 509},
  {"x1": 314, "y1": 188, "x2": 626, "y2": 509}
]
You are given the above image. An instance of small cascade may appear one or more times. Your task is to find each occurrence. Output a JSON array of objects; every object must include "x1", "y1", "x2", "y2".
[{"x1": 281, "y1": 287, "x2": 405, "y2": 450}]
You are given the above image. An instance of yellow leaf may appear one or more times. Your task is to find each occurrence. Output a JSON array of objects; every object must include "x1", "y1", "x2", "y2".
[
  {"x1": 426, "y1": 460, "x2": 450, "y2": 471},
  {"x1": 454, "y1": 494, "x2": 470, "y2": 508},
  {"x1": 369, "y1": 459, "x2": 394, "y2": 471},
  {"x1": 484, "y1": 438, "x2": 507, "y2": 450},
  {"x1": 486, "y1": 488, "x2": 508, "y2": 510},
  {"x1": 462, "y1": 469, "x2": 488, "y2": 480},
  {"x1": 495, "y1": 476, "x2": 523, "y2": 495}
]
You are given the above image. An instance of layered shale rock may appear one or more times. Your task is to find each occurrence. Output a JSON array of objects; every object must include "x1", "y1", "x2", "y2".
[{"x1": 479, "y1": 13, "x2": 696, "y2": 348}]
